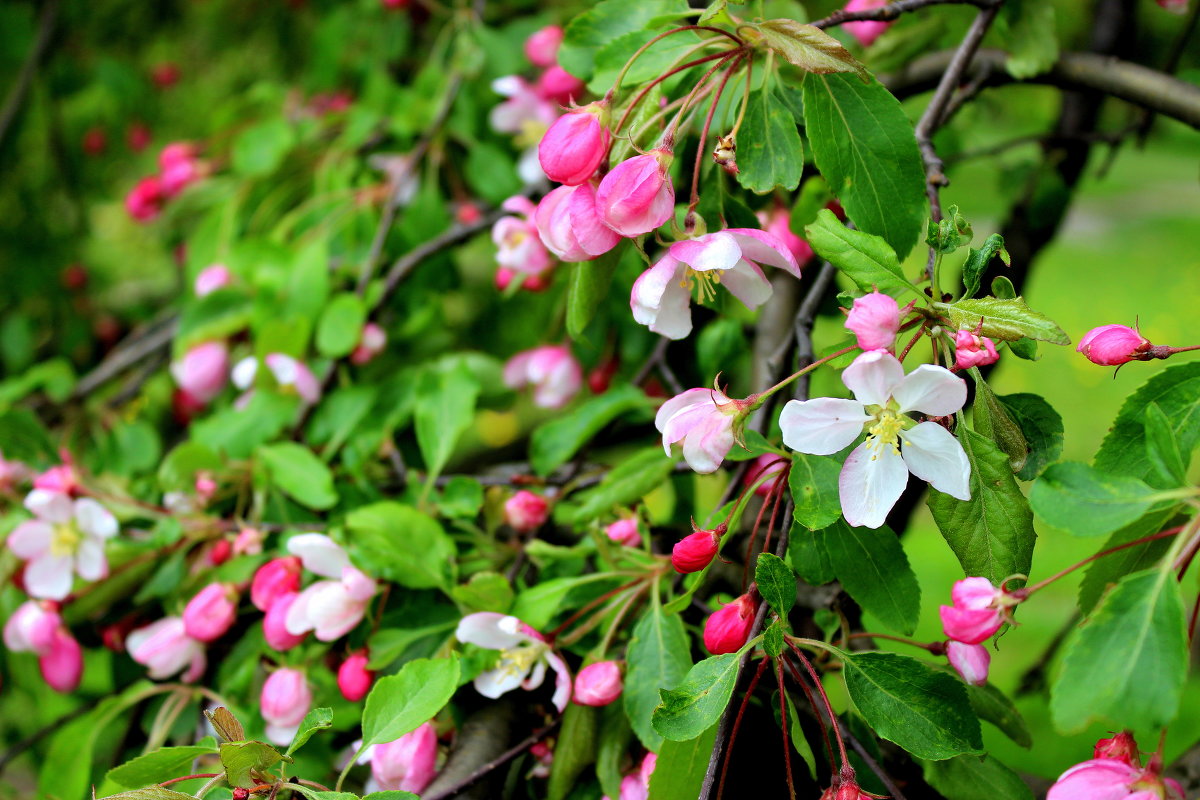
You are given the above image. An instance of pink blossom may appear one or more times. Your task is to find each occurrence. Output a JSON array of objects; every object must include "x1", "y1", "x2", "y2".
[
  {"x1": 843, "y1": 0, "x2": 892, "y2": 47},
  {"x1": 525, "y1": 26, "x2": 564, "y2": 68},
  {"x1": 456, "y1": 612, "x2": 572, "y2": 712},
  {"x1": 183, "y1": 582, "x2": 239, "y2": 642},
  {"x1": 1077, "y1": 324, "x2": 1153, "y2": 366},
  {"x1": 1095, "y1": 732, "x2": 1141, "y2": 767},
  {"x1": 39, "y1": 626, "x2": 83, "y2": 693},
  {"x1": 126, "y1": 176, "x2": 165, "y2": 222},
  {"x1": 757, "y1": 205, "x2": 814, "y2": 267},
  {"x1": 703, "y1": 594, "x2": 757, "y2": 655},
  {"x1": 0, "y1": 452, "x2": 27, "y2": 491},
  {"x1": 538, "y1": 106, "x2": 610, "y2": 186},
  {"x1": 954, "y1": 329, "x2": 1000, "y2": 369},
  {"x1": 495, "y1": 267, "x2": 551, "y2": 292},
  {"x1": 489, "y1": 76, "x2": 559, "y2": 136},
  {"x1": 505, "y1": 490, "x2": 550, "y2": 532},
  {"x1": 159, "y1": 142, "x2": 195, "y2": 171},
  {"x1": 194, "y1": 264, "x2": 232, "y2": 296},
  {"x1": 655, "y1": 386, "x2": 742, "y2": 474},
  {"x1": 595, "y1": 149, "x2": 675, "y2": 237},
  {"x1": 745, "y1": 454, "x2": 787, "y2": 497},
  {"x1": 939, "y1": 577, "x2": 1008, "y2": 644},
  {"x1": 285, "y1": 566, "x2": 376, "y2": 641},
  {"x1": 845, "y1": 291, "x2": 901, "y2": 351},
  {"x1": 32, "y1": 463, "x2": 77, "y2": 496},
  {"x1": 127, "y1": 617, "x2": 207, "y2": 681},
  {"x1": 945, "y1": 640, "x2": 990, "y2": 686},
  {"x1": 573, "y1": 661, "x2": 623, "y2": 706},
  {"x1": 534, "y1": 182, "x2": 620, "y2": 262},
  {"x1": 8, "y1": 490, "x2": 118, "y2": 600},
  {"x1": 351, "y1": 322, "x2": 388, "y2": 365},
  {"x1": 370, "y1": 722, "x2": 439, "y2": 794},
  {"x1": 606, "y1": 752, "x2": 657, "y2": 800},
  {"x1": 338, "y1": 651, "x2": 375, "y2": 702},
  {"x1": 232, "y1": 354, "x2": 322, "y2": 404},
  {"x1": 263, "y1": 592, "x2": 307, "y2": 651},
  {"x1": 671, "y1": 528, "x2": 720, "y2": 574},
  {"x1": 261, "y1": 668, "x2": 312, "y2": 745},
  {"x1": 494, "y1": 196, "x2": 554, "y2": 275},
  {"x1": 251, "y1": 556, "x2": 303, "y2": 611},
  {"x1": 504, "y1": 345, "x2": 583, "y2": 409},
  {"x1": 1047, "y1": 758, "x2": 1184, "y2": 800},
  {"x1": 535, "y1": 65, "x2": 586, "y2": 107},
  {"x1": 4, "y1": 600, "x2": 62, "y2": 655},
  {"x1": 233, "y1": 526, "x2": 265, "y2": 555},
  {"x1": 605, "y1": 518, "x2": 642, "y2": 548},
  {"x1": 170, "y1": 341, "x2": 229, "y2": 404}
]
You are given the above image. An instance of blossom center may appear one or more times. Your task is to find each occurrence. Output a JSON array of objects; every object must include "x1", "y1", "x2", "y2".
[
  {"x1": 498, "y1": 641, "x2": 545, "y2": 679},
  {"x1": 50, "y1": 522, "x2": 82, "y2": 557},
  {"x1": 517, "y1": 120, "x2": 549, "y2": 148},
  {"x1": 866, "y1": 408, "x2": 905, "y2": 457},
  {"x1": 681, "y1": 268, "x2": 723, "y2": 303}
]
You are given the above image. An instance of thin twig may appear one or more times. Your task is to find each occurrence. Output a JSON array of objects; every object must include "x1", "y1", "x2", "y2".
[
  {"x1": 0, "y1": 0, "x2": 61, "y2": 151},
  {"x1": 422, "y1": 721, "x2": 559, "y2": 800},
  {"x1": 812, "y1": 0, "x2": 996, "y2": 28}
]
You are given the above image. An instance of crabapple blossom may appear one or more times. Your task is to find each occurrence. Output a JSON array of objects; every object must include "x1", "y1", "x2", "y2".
[
  {"x1": 605, "y1": 518, "x2": 642, "y2": 548},
  {"x1": 455, "y1": 612, "x2": 572, "y2": 711},
  {"x1": 233, "y1": 526, "x2": 265, "y2": 556},
  {"x1": 126, "y1": 176, "x2": 165, "y2": 221},
  {"x1": 282, "y1": 534, "x2": 376, "y2": 641},
  {"x1": 945, "y1": 640, "x2": 990, "y2": 686},
  {"x1": 758, "y1": 204, "x2": 814, "y2": 267},
  {"x1": 842, "y1": 0, "x2": 893, "y2": 47},
  {"x1": 535, "y1": 65, "x2": 586, "y2": 106},
  {"x1": 8, "y1": 490, "x2": 119, "y2": 600},
  {"x1": 605, "y1": 752, "x2": 657, "y2": 800},
  {"x1": 656, "y1": 385, "x2": 747, "y2": 474},
  {"x1": 127, "y1": 617, "x2": 207, "y2": 681},
  {"x1": 151, "y1": 62, "x2": 180, "y2": 88},
  {"x1": 4, "y1": 600, "x2": 62, "y2": 655},
  {"x1": 33, "y1": 463, "x2": 77, "y2": 495},
  {"x1": 0, "y1": 452, "x2": 27, "y2": 490},
  {"x1": 1047, "y1": 757, "x2": 1184, "y2": 800},
  {"x1": 573, "y1": 661, "x2": 623, "y2": 706},
  {"x1": 595, "y1": 149, "x2": 675, "y2": 237},
  {"x1": 263, "y1": 593, "x2": 307, "y2": 651},
  {"x1": 671, "y1": 527, "x2": 721, "y2": 574},
  {"x1": 338, "y1": 651, "x2": 374, "y2": 702},
  {"x1": 939, "y1": 577, "x2": 1015, "y2": 644},
  {"x1": 534, "y1": 182, "x2": 620, "y2": 262},
  {"x1": 505, "y1": 490, "x2": 550, "y2": 532},
  {"x1": 369, "y1": 722, "x2": 439, "y2": 793},
  {"x1": 232, "y1": 353, "x2": 322, "y2": 404},
  {"x1": 39, "y1": 627, "x2": 84, "y2": 693},
  {"x1": 779, "y1": 351, "x2": 970, "y2": 528},
  {"x1": 183, "y1": 582, "x2": 239, "y2": 642},
  {"x1": 1077, "y1": 324, "x2": 1152, "y2": 366},
  {"x1": 494, "y1": 196, "x2": 554, "y2": 275},
  {"x1": 251, "y1": 556, "x2": 303, "y2": 611},
  {"x1": 489, "y1": 76, "x2": 558, "y2": 137},
  {"x1": 351, "y1": 322, "x2": 387, "y2": 365},
  {"x1": 631, "y1": 227, "x2": 800, "y2": 340},
  {"x1": 194, "y1": 264, "x2": 232, "y2": 296},
  {"x1": 525, "y1": 25, "x2": 564, "y2": 68},
  {"x1": 954, "y1": 329, "x2": 1000, "y2": 369},
  {"x1": 504, "y1": 345, "x2": 583, "y2": 409},
  {"x1": 261, "y1": 668, "x2": 313, "y2": 745},
  {"x1": 538, "y1": 106, "x2": 610, "y2": 186},
  {"x1": 170, "y1": 341, "x2": 229, "y2": 404},
  {"x1": 844, "y1": 291, "x2": 901, "y2": 352},
  {"x1": 745, "y1": 454, "x2": 787, "y2": 497},
  {"x1": 703, "y1": 594, "x2": 757, "y2": 655}
]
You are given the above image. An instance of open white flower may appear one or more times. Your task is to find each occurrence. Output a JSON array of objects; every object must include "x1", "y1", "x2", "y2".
[
  {"x1": 456, "y1": 612, "x2": 571, "y2": 712},
  {"x1": 778, "y1": 351, "x2": 971, "y2": 528},
  {"x1": 284, "y1": 533, "x2": 377, "y2": 641},
  {"x1": 7, "y1": 490, "x2": 118, "y2": 600}
]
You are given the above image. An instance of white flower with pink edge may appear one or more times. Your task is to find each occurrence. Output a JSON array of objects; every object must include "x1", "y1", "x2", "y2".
[
  {"x1": 455, "y1": 612, "x2": 571, "y2": 712},
  {"x1": 7, "y1": 489, "x2": 118, "y2": 600}
]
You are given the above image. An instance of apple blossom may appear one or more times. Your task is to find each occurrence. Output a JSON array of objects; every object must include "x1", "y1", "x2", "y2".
[
  {"x1": 573, "y1": 661, "x2": 623, "y2": 706},
  {"x1": 744, "y1": 454, "x2": 787, "y2": 497},
  {"x1": 183, "y1": 582, "x2": 239, "y2": 642},
  {"x1": 194, "y1": 264, "x2": 232, "y2": 296},
  {"x1": 0, "y1": 452, "x2": 27, "y2": 490},
  {"x1": 505, "y1": 490, "x2": 550, "y2": 532},
  {"x1": 954, "y1": 329, "x2": 1000, "y2": 369},
  {"x1": 595, "y1": 149, "x2": 675, "y2": 237},
  {"x1": 494, "y1": 195, "x2": 554, "y2": 275},
  {"x1": 338, "y1": 651, "x2": 374, "y2": 702},
  {"x1": 605, "y1": 752, "x2": 657, "y2": 800},
  {"x1": 170, "y1": 341, "x2": 229, "y2": 404},
  {"x1": 489, "y1": 75, "x2": 558, "y2": 137},
  {"x1": 39, "y1": 627, "x2": 84, "y2": 693},
  {"x1": 845, "y1": 291, "x2": 901, "y2": 352},
  {"x1": 365, "y1": 722, "x2": 439, "y2": 793},
  {"x1": 8, "y1": 490, "x2": 119, "y2": 600},
  {"x1": 351, "y1": 322, "x2": 387, "y2": 365},
  {"x1": 455, "y1": 612, "x2": 572, "y2": 711},
  {"x1": 605, "y1": 518, "x2": 642, "y2": 548},
  {"x1": 534, "y1": 182, "x2": 620, "y2": 262},
  {"x1": 232, "y1": 353, "x2": 322, "y2": 405},
  {"x1": 703, "y1": 594, "x2": 757, "y2": 655},
  {"x1": 538, "y1": 106, "x2": 609, "y2": 186},
  {"x1": 671, "y1": 527, "x2": 721, "y2": 574},
  {"x1": 1077, "y1": 324, "x2": 1152, "y2": 366},
  {"x1": 282, "y1": 533, "x2": 376, "y2": 641},
  {"x1": 842, "y1": 0, "x2": 892, "y2": 47},
  {"x1": 535, "y1": 65, "x2": 586, "y2": 107},
  {"x1": 631, "y1": 227, "x2": 800, "y2": 340},
  {"x1": 261, "y1": 668, "x2": 313, "y2": 745},
  {"x1": 656, "y1": 385, "x2": 747, "y2": 474},
  {"x1": 757, "y1": 204, "x2": 814, "y2": 267},
  {"x1": 525, "y1": 25, "x2": 564, "y2": 68},
  {"x1": 263, "y1": 592, "x2": 307, "y2": 651},
  {"x1": 233, "y1": 526, "x2": 265, "y2": 555},
  {"x1": 939, "y1": 577, "x2": 1016, "y2": 644},
  {"x1": 127, "y1": 617, "x2": 207, "y2": 681},
  {"x1": 779, "y1": 351, "x2": 970, "y2": 528},
  {"x1": 1047, "y1": 757, "x2": 1184, "y2": 800},
  {"x1": 32, "y1": 463, "x2": 77, "y2": 495},
  {"x1": 126, "y1": 176, "x2": 165, "y2": 222},
  {"x1": 251, "y1": 556, "x2": 303, "y2": 611},
  {"x1": 945, "y1": 640, "x2": 989, "y2": 686},
  {"x1": 504, "y1": 345, "x2": 583, "y2": 409},
  {"x1": 4, "y1": 600, "x2": 62, "y2": 655}
]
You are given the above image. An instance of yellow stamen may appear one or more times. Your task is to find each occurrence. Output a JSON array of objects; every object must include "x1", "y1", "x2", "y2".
[
  {"x1": 680, "y1": 268, "x2": 724, "y2": 304},
  {"x1": 866, "y1": 409, "x2": 905, "y2": 459},
  {"x1": 50, "y1": 523, "x2": 81, "y2": 557},
  {"x1": 497, "y1": 641, "x2": 546, "y2": 678}
]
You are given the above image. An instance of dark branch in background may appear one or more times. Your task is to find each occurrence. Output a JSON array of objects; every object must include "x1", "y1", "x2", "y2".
[
  {"x1": 70, "y1": 311, "x2": 180, "y2": 400},
  {"x1": 1135, "y1": 0, "x2": 1200, "y2": 143},
  {"x1": 811, "y1": 0, "x2": 996, "y2": 28},
  {"x1": 0, "y1": 0, "x2": 61, "y2": 152}
]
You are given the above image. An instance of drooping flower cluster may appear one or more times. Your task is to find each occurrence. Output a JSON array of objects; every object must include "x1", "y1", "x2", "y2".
[
  {"x1": 936, "y1": 577, "x2": 1023, "y2": 685},
  {"x1": 125, "y1": 142, "x2": 207, "y2": 222}
]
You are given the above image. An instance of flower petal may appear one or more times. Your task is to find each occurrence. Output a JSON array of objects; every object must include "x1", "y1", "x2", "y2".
[
  {"x1": 719, "y1": 260, "x2": 773, "y2": 310},
  {"x1": 24, "y1": 554, "x2": 75, "y2": 601},
  {"x1": 839, "y1": 439, "x2": 908, "y2": 529},
  {"x1": 724, "y1": 228, "x2": 801, "y2": 277},
  {"x1": 25, "y1": 490, "x2": 73, "y2": 524},
  {"x1": 891, "y1": 364, "x2": 967, "y2": 416},
  {"x1": 74, "y1": 498, "x2": 118, "y2": 539},
  {"x1": 654, "y1": 388, "x2": 711, "y2": 433},
  {"x1": 1047, "y1": 759, "x2": 1141, "y2": 800},
  {"x1": 8, "y1": 520, "x2": 52, "y2": 559},
  {"x1": 681, "y1": 413, "x2": 734, "y2": 474},
  {"x1": 668, "y1": 232, "x2": 742, "y2": 273},
  {"x1": 74, "y1": 537, "x2": 109, "y2": 581},
  {"x1": 456, "y1": 612, "x2": 527, "y2": 650},
  {"x1": 546, "y1": 651, "x2": 573, "y2": 712},
  {"x1": 473, "y1": 664, "x2": 527, "y2": 699},
  {"x1": 842, "y1": 351, "x2": 905, "y2": 406},
  {"x1": 287, "y1": 533, "x2": 350, "y2": 578},
  {"x1": 631, "y1": 256, "x2": 691, "y2": 340},
  {"x1": 779, "y1": 398, "x2": 869, "y2": 455},
  {"x1": 900, "y1": 422, "x2": 971, "y2": 500}
]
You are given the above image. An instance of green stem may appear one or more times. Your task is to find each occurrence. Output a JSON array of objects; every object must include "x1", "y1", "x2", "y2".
[
  {"x1": 612, "y1": 25, "x2": 743, "y2": 95},
  {"x1": 750, "y1": 344, "x2": 858, "y2": 406}
]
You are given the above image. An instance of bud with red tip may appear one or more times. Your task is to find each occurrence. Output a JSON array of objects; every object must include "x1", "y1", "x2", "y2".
[
  {"x1": 703, "y1": 594, "x2": 757, "y2": 655},
  {"x1": 538, "y1": 104, "x2": 610, "y2": 186},
  {"x1": 251, "y1": 556, "x2": 303, "y2": 612},
  {"x1": 183, "y1": 582, "x2": 239, "y2": 642},
  {"x1": 845, "y1": 291, "x2": 900, "y2": 351},
  {"x1": 535, "y1": 66, "x2": 586, "y2": 107},
  {"x1": 261, "y1": 667, "x2": 312, "y2": 745},
  {"x1": 573, "y1": 661, "x2": 623, "y2": 706},
  {"x1": 62, "y1": 263, "x2": 89, "y2": 291},
  {"x1": 587, "y1": 356, "x2": 619, "y2": 394},
  {"x1": 1093, "y1": 731, "x2": 1140, "y2": 766},
  {"x1": 605, "y1": 518, "x2": 642, "y2": 548},
  {"x1": 945, "y1": 640, "x2": 990, "y2": 686},
  {"x1": 40, "y1": 627, "x2": 83, "y2": 693},
  {"x1": 671, "y1": 526, "x2": 722, "y2": 574},
  {"x1": 505, "y1": 490, "x2": 550, "y2": 532},
  {"x1": 1077, "y1": 324, "x2": 1153, "y2": 366},
  {"x1": 205, "y1": 538, "x2": 232, "y2": 567},
  {"x1": 351, "y1": 322, "x2": 387, "y2": 365},
  {"x1": 744, "y1": 454, "x2": 787, "y2": 498},
  {"x1": 939, "y1": 577, "x2": 1020, "y2": 644},
  {"x1": 954, "y1": 329, "x2": 999, "y2": 369},
  {"x1": 338, "y1": 651, "x2": 375, "y2": 701},
  {"x1": 525, "y1": 25, "x2": 564, "y2": 68},
  {"x1": 263, "y1": 593, "x2": 307, "y2": 651},
  {"x1": 595, "y1": 149, "x2": 675, "y2": 237},
  {"x1": 126, "y1": 176, "x2": 165, "y2": 222}
]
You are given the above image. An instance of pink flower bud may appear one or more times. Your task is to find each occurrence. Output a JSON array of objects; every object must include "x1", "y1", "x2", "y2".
[
  {"x1": 1093, "y1": 732, "x2": 1140, "y2": 767},
  {"x1": 127, "y1": 121, "x2": 152, "y2": 152},
  {"x1": 195, "y1": 473, "x2": 218, "y2": 501},
  {"x1": 744, "y1": 454, "x2": 787, "y2": 498},
  {"x1": 170, "y1": 341, "x2": 229, "y2": 404},
  {"x1": 233, "y1": 526, "x2": 265, "y2": 556},
  {"x1": 261, "y1": 668, "x2": 312, "y2": 745},
  {"x1": 263, "y1": 592, "x2": 307, "y2": 651},
  {"x1": 534, "y1": 183, "x2": 621, "y2": 262},
  {"x1": 4, "y1": 600, "x2": 62, "y2": 655},
  {"x1": 605, "y1": 518, "x2": 642, "y2": 548},
  {"x1": 183, "y1": 582, "x2": 239, "y2": 642},
  {"x1": 159, "y1": 142, "x2": 196, "y2": 171},
  {"x1": 595, "y1": 150, "x2": 675, "y2": 237},
  {"x1": 671, "y1": 529, "x2": 720, "y2": 574},
  {"x1": 535, "y1": 65, "x2": 586, "y2": 107},
  {"x1": 126, "y1": 176, "x2": 165, "y2": 222},
  {"x1": 39, "y1": 627, "x2": 83, "y2": 693},
  {"x1": 504, "y1": 345, "x2": 583, "y2": 409},
  {"x1": 538, "y1": 107, "x2": 610, "y2": 186},
  {"x1": 161, "y1": 158, "x2": 200, "y2": 197},
  {"x1": 251, "y1": 557, "x2": 303, "y2": 612},
  {"x1": 573, "y1": 661, "x2": 623, "y2": 706},
  {"x1": 351, "y1": 322, "x2": 387, "y2": 365},
  {"x1": 338, "y1": 651, "x2": 374, "y2": 702},
  {"x1": 371, "y1": 721, "x2": 439, "y2": 794},
  {"x1": 703, "y1": 594, "x2": 757, "y2": 655},
  {"x1": 842, "y1": 0, "x2": 893, "y2": 47},
  {"x1": 151, "y1": 62, "x2": 181, "y2": 89},
  {"x1": 195, "y1": 264, "x2": 232, "y2": 296},
  {"x1": 845, "y1": 291, "x2": 900, "y2": 351},
  {"x1": 206, "y1": 538, "x2": 232, "y2": 566},
  {"x1": 938, "y1": 577, "x2": 1006, "y2": 644},
  {"x1": 945, "y1": 640, "x2": 989, "y2": 686},
  {"x1": 525, "y1": 25, "x2": 564, "y2": 68},
  {"x1": 1076, "y1": 324, "x2": 1152, "y2": 366},
  {"x1": 757, "y1": 205, "x2": 814, "y2": 268},
  {"x1": 83, "y1": 127, "x2": 107, "y2": 156},
  {"x1": 505, "y1": 490, "x2": 549, "y2": 532},
  {"x1": 954, "y1": 329, "x2": 999, "y2": 369}
]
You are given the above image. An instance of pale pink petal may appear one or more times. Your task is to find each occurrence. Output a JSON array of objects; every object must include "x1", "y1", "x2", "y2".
[
  {"x1": 522, "y1": 657, "x2": 548, "y2": 691},
  {"x1": 25, "y1": 490, "x2": 73, "y2": 524},
  {"x1": 342, "y1": 566, "x2": 377, "y2": 602},
  {"x1": 24, "y1": 554, "x2": 74, "y2": 600},
  {"x1": 567, "y1": 182, "x2": 620, "y2": 258},
  {"x1": 284, "y1": 584, "x2": 320, "y2": 636},
  {"x1": 945, "y1": 640, "x2": 990, "y2": 686},
  {"x1": 502, "y1": 195, "x2": 538, "y2": 216},
  {"x1": 1047, "y1": 759, "x2": 1141, "y2": 800},
  {"x1": 8, "y1": 520, "x2": 52, "y2": 559},
  {"x1": 718, "y1": 260, "x2": 773, "y2": 310},
  {"x1": 74, "y1": 498, "x2": 118, "y2": 539},
  {"x1": 681, "y1": 413, "x2": 735, "y2": 474},
  {"x1": 669, "y1": 232, "x2": 741, "y2": 272},
  {"x1": 645, "y1": 276, "x2": 695, "y2": 340},
  {"x1": 631, "y1": 256, "x2": 691, "y2": 339},
  {"x1": 659, "y1": 401, "x2": 719, "y2": 452},
  {"x1": 503, "y1": 351, "x2": 533, "y2": 389},
  {"x1": 287, "y1": 533, "x2": 350, "y2": 578},
  {"x1": 654, "y1": 388, "x2": 711, "y2": 431},
  {"x1": 779, "y1": 398, "x2": 870, "y2": 455},
  {"x1": 952, "y1": 577, "x2": 1001, "y2": 609},
  {"x1": 900, "y1": 422, "x2": 971, "y2": 500},
  {"x1": 842, "y1": 350, "x2": 906, "y2": 406},
  {"x1": 231, "y1": 357, "x2": 258, "y2": 390},
  {"x1": 839, "y1": 439, "x2": 908, "y2": 529},
  {"x1": 182, "y1": 649, "x2": 207, "y2": 683},
  {"x1": 73, "y1": 538, "x2": 108, "y2": 581},
  {"x1": 456, "y1": 612, "x2": 527, "y2": 650},
  {"x1": 534, "y1": 355, "x2": 583, "y2": 409},
  {"x1": 547, "y1": 651, "x2": 573, "y2": 712},
  {"x1": 474, "y1": 664, "x2": 527, "y2": 699},
  {"x1": 891, "y1": 364, "x2": 967, "y2": 416},
  {"x1": 724, "y1": 228, "x2": 802, "y2": 277}
]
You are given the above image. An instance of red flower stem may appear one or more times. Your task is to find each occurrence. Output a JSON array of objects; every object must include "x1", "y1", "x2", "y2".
[
  {"x1": 844, "y1": 631, "x2": 941, "y2": 652},
  {"x1": 897, "y1": 322, "x2": 928, "y2": 363},
  {"x1": 1015, "y1": 525, "x2": 1185, "y2": 597},
  {"x1": 782, "y1": 654, "x2": 837, "y2": 770},
  {"x1": 742, "y1": 472, "x2": 778, "y2": 590},
  {"x1": 664, "y1": 51, "x2": 744, "y2": 142},
  {"x1": 788, "y1": 641, "x2": 850, "y2": 767},
  {"x1": 612, "y1": 25, "x2": 746, "y2": 93},
  {"x1": 716, "y1": 655, "x2": 771, "y2": 800},
  {"x1": 775, "y1": 658, "x2": 798, "y2": 800},
  {"x1": 754, "y1": 344, "x2": 859, "y2": 402},
  {"x1": 686, "y1": 53, "x2": 745, "y2": 222},
  {"x1": 760, "y1": 469, "x2": 787, "y2": 554},
  {"x1": 547, "y1": 576, "x2": 647, "y2": 640},
  {"x1": 159, "y1": 774, "x2": 220, "y2": 788},
  {"x1": 614, "y1": 50, "x2": 740, "y2": 136}
]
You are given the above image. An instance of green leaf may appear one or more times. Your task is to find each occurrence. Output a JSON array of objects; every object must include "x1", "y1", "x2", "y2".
[
  {"x1": 965, "y1": 682, "x2": 1032, "y2": 748},
  {"x1": 231, "y1": 117, "x2": 296, "y2": 176},
  {"x1": 802, "y1": 72, "x2": 927, "y2": 259},
  {"x1": 464, "y1": 141, "x2": 521, "y2": 205},
  {"x1": 1030, "y1": 462, "x2": 1160, "y2": 537},
  {"x1": 756, "y1": 19, "x2": 867, "y2": 77},
  {"x1": 789, "y1": 522, "x2": 835, "y2": 585},
  {"x1": 306, "y1": 385, "x2": 379, "y2": 458},
  {"x1": 176, "y1": 288, "x2": 254, "y2": 348},
  {"x1": 316, "y1": 293, "x2": 367, "y2": 358},
  {"x1": 926, "y1": 204, "x2": 973, "y2": 255},
  {"x1": 557, "y1": 447, "x2": 676, "y2": 524},
  {"x1": 934, "y1": 297, "x2": 1070, "y2": 345},
  {"x1": 763, "y1": 620, "x2": 786, "y2": 657},
  {"x1": 566, "y1": 246, "x2": 625, "y2": 339},
  {"x1": 788, "y1": 450, "x2": 843, "y2": 531},
  {"x1": 652, "y1": 653, "x2": 742, "y2": 742},
  {"x1": 0, "y1": 408, "x2": 55, "y2": 466},
  {"x1": 1051, "y1": 568, "x2": 1188, "y2": 733},
  {"x1": 589, "y1": 28, "x2": 702, "y2": 93},
  {"x1": 558, "y1": 0, "x2": 689, "y2": 81},
  {"x1": 362, "y1": 655, "x2": 461, "y2": 748},
  {"x1": 597, "y1": 704, "x2": 634, "y2": 798},
  {"x1": 450, "y1": 571, "x2": 514, "y2": 614},
  {"x1": 645, "y1": 723, "x2": 720, "y2": 800},
  {"x1": 1008, "y1": 337, "x2": 1040, "y2": 361},
  {"x1": 998, "y1": 393, "x2": 1063, "y2": 481},
  {"x1": 781, "y1": 690, "x2": 818, "y2": 778},
  {"x1": 363, "y1": 793, "x2": 419, "y2": 800},
  {"x1": 220, "y1": 740, "x2": 286, "y2": 789},
  {"x1": 1144, "y1": 403, "x2": 1188, "y2": 485},
  {"x1": 735, "y1": 88, "x2": 803, "y2": 194},
  {"x1": 927, "y1": 428, "x2": 1036, "y2": 585},
  {"x1": 970, "y1": 370, "x2": 1027, "y2": 474},
  {"x1": 345, "y1": 502, "x2": 456, "y2": 590},
  {"x1": 105, "y1": 742, "x2": 220, "y2": 790},
  {"x1": 624, "y1": 604, "x2": 693, "y2": 751},
  {"x1": 286, "y1": 707, "x2": 333, "y2": 756},
  {"x1": 843, "y1": 651, "x2": 984, "y2": 760},
  {"x1": 1001, "y1": 0, "x2": 1058, "y2": 79},
  {"x1": 547, "y1": 702, "x2": 599, "y2": 800},
  {"x1": 158, "y1": 442, "x2": 223, "y2": 492},
  {"x1": 922, "y1": 754, "x2": 1034, "y2": 800},
  {"x1": 821, "y1": 521, "x2": 920, "y2": 635},
  {"x1": 755, "y1": 552, "x2": 797, "y2": 617},
  {"x1": 97, "y1": 790, "x2": 199, "y2": 800},
  {"x1": 804, "y1": 209, "x2": 918, "y2": 297},
  {"x1": 960, "y1": 233, "x2": 1010, "y2": 299},
  {"x1": 193, "y1": 392, "x2": 298, "y2": 459},
  {"x1": 257, "y1": 441, "x2": 338, "y2": 510},
  {"x1": 414, "y1": 361, "x2": 480, "y2": 480},
  {"x1": 530, "y1": 384, "x2": 653, "y2": 476}
]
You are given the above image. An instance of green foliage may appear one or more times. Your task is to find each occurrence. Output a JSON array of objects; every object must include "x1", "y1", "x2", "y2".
[
  {"x1": 652, "y1": 653, "x2": 742, "y2": 741},
  {"x1": 566, "y1": 246, "x2": 625, "y2": 339},
  {"x1": 999, "y1": 392, "x2": 1063, "y2": 481},
  {"x1": 530, "y1": 384, "x2": 654, "y2": 476},
  {"x1": 788, "y1": 450, "x2": 843, "y2": 530},
  {"x1": 559, "y1": 0, "x2": 689, "y2": 80},
  {"x1": 220, "y1": 740, "x2": 288, "y2": 789},
  {"x1": 316, "y1": 293, "x2": 368, "y2": 358},
  {"x1": 735, "y1": 88, "x2": 804, "y2": 194},
  {"x1": 257, "y1": 441, "x2": 338, "y2": 509},
  {"x1": 345, "y1": 502, "x2": 456, "y2": 590},
  {"x1": 755, "y1": 552, "x2": 797, "y2": 617},
  {"x1": 361, "y1": 655, "x2": 461, "y2": 748},
  {"x1": 625, "y1": 604, "x2": 693, "y2": 751},
  {"x1": 104, "y1": 741, "x2": 220, "y2": 791},
  {"x1": 922, "y1": 754, "x2": 1034, "y2": 800},
  {"x1": 805, "y1": 209, "x2": 919, "y2": 297},
  {"x1": 1030, "y1": 462, "x2": 1161, "y2": 537},
  {"x1": 821, "y1": 522, "x2": 921, "y2": 635},
  {"x1": 960, "y1": 234, "x2": 1011, "y2": 299},
  {"x1": 286, "y1": 708, "x2": 334, "y2": 756},
  {"x1": 645, "y1": 724, "x2": 720, "y2": 799},
  {"x1": 934, "y1": 297, "x2": 1071, "y2": 345}
]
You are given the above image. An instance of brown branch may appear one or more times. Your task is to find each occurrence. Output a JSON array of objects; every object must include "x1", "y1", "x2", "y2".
[
  {"x1": 70, "y1": 312, "x2": 180, "y2": 399},
  {"x1": 422, "y1": 716, "x2": 559, "y2": 800},
  {"x1": 0, "y1": 0, "x2": 61, "y2": 151},
  {"x1": 812, "y1": 0, "x2": 996, "y2": 28}
]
